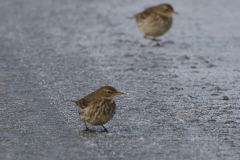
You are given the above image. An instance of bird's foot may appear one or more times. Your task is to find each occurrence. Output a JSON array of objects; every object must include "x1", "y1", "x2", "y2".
[
  {"x1": 146, "y1": 37, "x2": 163, "y2": 47},
  {"x1": 101, "y1": 129, "x2": 108, "y2": 133},
  {"x1": 144, "y1": 36, "x2": 161, "y2": 42},
  {"x1": 154, "y1": 40, "x2": 174, "y2": 47},
  {"x1": 84, "y1": 127, "x2": 95, "y2": 132},
  {"x1": 151, "y1": 38, "x2": 161, "y2": 42},
  {"x1": 101, "y1": 125, "x2": 108, "y2": 133},
  {"x1": 148, "y1": 41, "x2": 163, "y2": 47},
  {"x1": 155, "y1": 42, "x2": 164, "y2": 47}
]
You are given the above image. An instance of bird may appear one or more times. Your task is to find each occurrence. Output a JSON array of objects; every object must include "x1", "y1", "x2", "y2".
[
  {"x1": 68, "y1": 86, "x2": 123, "y2": 132},
  {"x1": 131, "y1": 3, "x2": 177, "y2": 46}
]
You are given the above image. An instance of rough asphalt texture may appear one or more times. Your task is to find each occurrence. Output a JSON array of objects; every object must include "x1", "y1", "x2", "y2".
[{"x1": 1, "y1": 0, "x2": 240, "y2": 159}]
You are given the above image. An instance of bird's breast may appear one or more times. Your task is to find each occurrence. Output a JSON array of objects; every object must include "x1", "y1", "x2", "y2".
[{"x1": 80, "y1": 101, "x2": 116, "y2": 125}]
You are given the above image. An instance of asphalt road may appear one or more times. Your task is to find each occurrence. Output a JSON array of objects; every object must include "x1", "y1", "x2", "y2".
[{"x1": 1, "y1": 0, "x2": 240, "y2": 159}]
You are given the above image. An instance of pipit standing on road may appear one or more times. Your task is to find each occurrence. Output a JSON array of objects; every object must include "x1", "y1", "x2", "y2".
[
  {"x1": 131, "y1": 3, "x2": 177, "y2": 45},
  {"x1": 69, "y1": 86, "x2": 123, "y2": 132}
]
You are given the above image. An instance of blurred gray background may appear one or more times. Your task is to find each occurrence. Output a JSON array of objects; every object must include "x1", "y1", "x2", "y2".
[{"x1": 1, "y1": 0, "x2": 240, "y2": 159}]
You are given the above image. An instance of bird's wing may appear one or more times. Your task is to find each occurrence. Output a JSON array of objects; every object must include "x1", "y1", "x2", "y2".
[
  {"x1": 135, "y1": 10, "x2": 158, "y2": 25},
  {"x1": 78, "y1": 98, "x2": 89, "y2": 109},
  {"x1": 79, "y1": 92, "x2": 97, "y2": 109},
  {"x1": 135, "y1": 6, "x2": 157, "y2": 20}
]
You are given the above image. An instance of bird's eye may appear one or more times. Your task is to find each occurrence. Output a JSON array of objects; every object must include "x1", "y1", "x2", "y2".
[{"x1": 107, "y1": 91, "x2": 111, "y2": 94}]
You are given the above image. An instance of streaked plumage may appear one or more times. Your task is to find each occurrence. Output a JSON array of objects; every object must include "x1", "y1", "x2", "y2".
[{"x1": 69, "y1": 86, "x2": 123, "y2": 132}]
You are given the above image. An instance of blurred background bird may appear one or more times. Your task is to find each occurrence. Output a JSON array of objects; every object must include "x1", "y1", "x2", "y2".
[
  {"x1": 130, "y1": 3, "x2": 177, "y2": 46},
  {"x1": 68, "y1": 86, "x2": 123, "y2": 132}
]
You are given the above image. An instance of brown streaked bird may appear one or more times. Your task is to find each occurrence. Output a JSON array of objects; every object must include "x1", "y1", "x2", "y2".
[
  {"x1": 131, "y1": 3, "x2": 177, "y2": 45},
  {"x1": 69, "y1": 86, "x2": 123, "y2": 132}
]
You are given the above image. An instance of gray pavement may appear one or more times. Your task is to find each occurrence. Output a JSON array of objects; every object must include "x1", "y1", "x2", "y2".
[{"x1": 1, "y1": 0, "x2": 240, "y2": 159}]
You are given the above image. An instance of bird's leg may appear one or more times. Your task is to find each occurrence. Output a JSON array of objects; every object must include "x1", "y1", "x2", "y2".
[
  {"x1": 83, "y1": 121, "x2": 95, "y2": 132},
  {"x1": 144, "y1": 35, "x2": 161, "y2": 42},
  {"x1": 151, "y1": 37, "x2": 161, "y2": 42},
  {"x1": 149, "y1": 40, "x2": 162, "y2": 47},
  {"x1": 145, "y1": 36, "x2": 162, "y2": 46},
  {"x1": 151, "y1": 38, "x2": 162, "y2": 46},
  {"x1": 84, "y1": 121, "x2": 90, "y2": 131},
  {"x1": 101, "y1": 125, "x2": 108, "y2": 132}
]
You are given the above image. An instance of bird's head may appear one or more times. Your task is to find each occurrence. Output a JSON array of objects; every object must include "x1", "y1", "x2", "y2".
[
  {"x1": 157, "y1": 4, "x2": 177, "y2": 17},
  {"x1": 96, "y1": 86, "x2": 124, "y2": 102}
]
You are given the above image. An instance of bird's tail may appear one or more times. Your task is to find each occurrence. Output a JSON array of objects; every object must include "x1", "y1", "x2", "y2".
[
  {"x1": 127, "y1": 16, "x2": 135, "y2": 19},
  {"x1": 66, "y1": 100, "x2": 78, "y2": 104}
]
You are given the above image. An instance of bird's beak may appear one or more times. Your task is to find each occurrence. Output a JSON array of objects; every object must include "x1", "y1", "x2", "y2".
[
  {"x1": 115, "y1": 92, "x2": 124, "y2": 95},
  {"x1": 172, "y1": 11, "x2": 178, "y2": 14}
]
